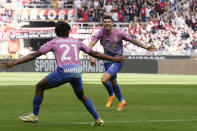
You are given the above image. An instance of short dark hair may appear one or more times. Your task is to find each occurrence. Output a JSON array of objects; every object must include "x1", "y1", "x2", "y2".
[
  {"x1": 55, "y1": 22, "x2": 71, "y2": 37},
  {"x1": 103, "y1": 15, "x2": 113, "y2": 21}
]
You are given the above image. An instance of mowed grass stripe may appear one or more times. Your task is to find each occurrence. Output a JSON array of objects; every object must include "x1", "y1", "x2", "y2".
[
  {"x1": 1, "y1": 119, "x2": 197, "y2": 127},
  {"x1": 1, "y1": 73, "x2": 197, "y2": 85}
]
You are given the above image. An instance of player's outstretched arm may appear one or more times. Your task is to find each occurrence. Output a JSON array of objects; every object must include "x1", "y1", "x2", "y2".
[
  {"x1": 0, "y1": 50, "x2": 42, "y2": 69},
  {"x1": 88, "y1": 50, "x2": 123, "y2": 63},
  {"x1": 130, "y1": 39, "x2": 157, "y2": 51},
  {"x1": 88, "y1": 40, "x2": 97, "y2": 66}
]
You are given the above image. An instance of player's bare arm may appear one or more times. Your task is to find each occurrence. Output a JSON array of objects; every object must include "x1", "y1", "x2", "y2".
[
  {"x1": 88, "y1": 50, "x2": 123, "y2": 63},
  {"x1": 0, "y1": 50, "x2": 42, "y2": 69},
  {"x1": 129, "y1": 39, "x2": 157, "y2": 51},
  {"x1": 88, "y1": 40, "x2": 97, "y2": 66}
]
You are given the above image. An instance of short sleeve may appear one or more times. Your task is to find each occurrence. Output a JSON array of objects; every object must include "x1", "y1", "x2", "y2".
[
  {"x1": 91, "y1": 28, "x2": 104, "y2": 43},
  {"x1": 121, "y1": 31, "x2": 133, "y2": 41},
  {"x1": 39, "y1": 39, "x2": 54, "y2": 55},
  {"x1": 79, "y1": 41, "x2": 91, "y2": 54}
]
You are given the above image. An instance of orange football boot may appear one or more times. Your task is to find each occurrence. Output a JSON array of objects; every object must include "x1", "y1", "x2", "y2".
[
  {"x1": 117, "y1": 100, "x2": 127, "y2": 111},
  {"x1": 106, "y1": 95, "x2": 115, "y2": 108}
]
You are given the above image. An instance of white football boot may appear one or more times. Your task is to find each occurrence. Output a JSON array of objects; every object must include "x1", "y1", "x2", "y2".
[
  {"x1": 91, "y1": 117, "x2": 104, "y2": 126},
  {"x1": 19, "y1": 113, "x2": 38, "y2": 122}
]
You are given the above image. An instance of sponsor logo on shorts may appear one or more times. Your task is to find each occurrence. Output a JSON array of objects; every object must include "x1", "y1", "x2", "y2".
[{"x1": 63, "y1": 67, "x2": 82, "y2": 73}]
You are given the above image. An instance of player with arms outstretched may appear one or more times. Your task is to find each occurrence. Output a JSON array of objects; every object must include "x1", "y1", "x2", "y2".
[
  {"x1": 88, "y1": 16, "x2": 157, "y2": 111},
  {"x1": 0, "y1": 22, "x2": 123, "y2": 126}
]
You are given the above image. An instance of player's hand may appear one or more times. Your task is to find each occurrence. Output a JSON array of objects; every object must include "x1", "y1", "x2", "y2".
[
  {"x1": 113, "y1": 54, "x2": 123, "y2": 63},
  {"x1": 146, "y1": 45, "x2": 157, "y2": 52},
  {"x1": 89, "y1": 56, "x2": 96, "y2": 66},
  {"x1": 122, "y1": 55, "x2": 128, "y2": 63},
  {"x1": 0, "y1": 59, "x2": 15, "y2": 69}
]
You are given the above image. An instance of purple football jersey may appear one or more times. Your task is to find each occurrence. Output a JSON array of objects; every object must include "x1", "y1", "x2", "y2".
[
  {"x1": 39, "y1": 37, "x2": 91, "y2": 67},
  {"x1": 91, "y1": 27, "x2": 132, "y2": 56}
]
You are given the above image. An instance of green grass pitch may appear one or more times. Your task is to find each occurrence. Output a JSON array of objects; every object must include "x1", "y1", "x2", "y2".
[{"x1": 0, "y1": 73, "x2": 197, "y2": 131}]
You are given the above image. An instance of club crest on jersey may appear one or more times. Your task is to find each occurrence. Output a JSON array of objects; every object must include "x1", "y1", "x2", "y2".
[{"x1": 94, "y1": 32, "x2": 99, "y2": 38}]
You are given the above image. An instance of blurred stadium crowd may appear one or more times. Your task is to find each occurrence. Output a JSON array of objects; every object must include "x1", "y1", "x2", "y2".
[{"x1": 0, "y1": 0, "x2": 197, "y2": 57}]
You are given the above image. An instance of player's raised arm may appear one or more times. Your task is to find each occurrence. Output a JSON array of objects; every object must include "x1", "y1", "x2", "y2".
[
  {"x1": 0, "y1": 50, "x2": 42, "y2": 69},
  {"x1": 129, "y1": 39, "x2": 157, "y2": 52},
  {"x1": 88, "y1": 40, "x2": 97, "y2": 66},
  {"x1": 88, "y1": 49, "x2": 123, "y2": 63},
  {"x1": 121, "y1": 27, "x2": 157, "y2": 52}
]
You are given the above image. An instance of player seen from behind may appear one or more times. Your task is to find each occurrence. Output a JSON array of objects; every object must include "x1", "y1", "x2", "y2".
[{"x1": 0, "y1": 22, "x2": 124, "y2": 126}]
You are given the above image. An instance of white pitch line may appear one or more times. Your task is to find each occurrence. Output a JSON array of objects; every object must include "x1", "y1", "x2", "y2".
[
  {"x1": 107, "y1": 119, "x2": 197, "y2": 123},
  {"x1": 0, "y1": 84, "x2": 35, "y2": 86},
  {"x1": 0, "y1": 119, "x2": 197, "y2": 126}
]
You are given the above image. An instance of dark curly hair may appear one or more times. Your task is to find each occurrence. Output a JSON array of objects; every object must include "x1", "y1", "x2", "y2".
[{"x1": 55, "y1": 22, "x2": 71, "y2": 37}]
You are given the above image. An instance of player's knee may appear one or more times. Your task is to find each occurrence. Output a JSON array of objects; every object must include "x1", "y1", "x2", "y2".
[
  {"x1": 112, "y1": 83, "x2": 116, "y2": 87},
  {"x1": 101, "y1": 77, "x2": 108, "y2": 84},
  {"x1": 111, "y1": 81, "x2": 117, "y2": 87}
]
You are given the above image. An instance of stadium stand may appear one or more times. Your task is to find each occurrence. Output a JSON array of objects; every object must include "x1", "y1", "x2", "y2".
[{"x1": 0, "y1": 0, "x2": 197, "y2": 59}]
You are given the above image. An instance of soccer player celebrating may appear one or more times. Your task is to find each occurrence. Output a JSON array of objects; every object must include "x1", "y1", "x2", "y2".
[
  {"x1": 88, "y1": 16, "x2": 157, "y2": 111},
  {"x1": 0, "y1": 22, "x2": 124, "y2": 126}
]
